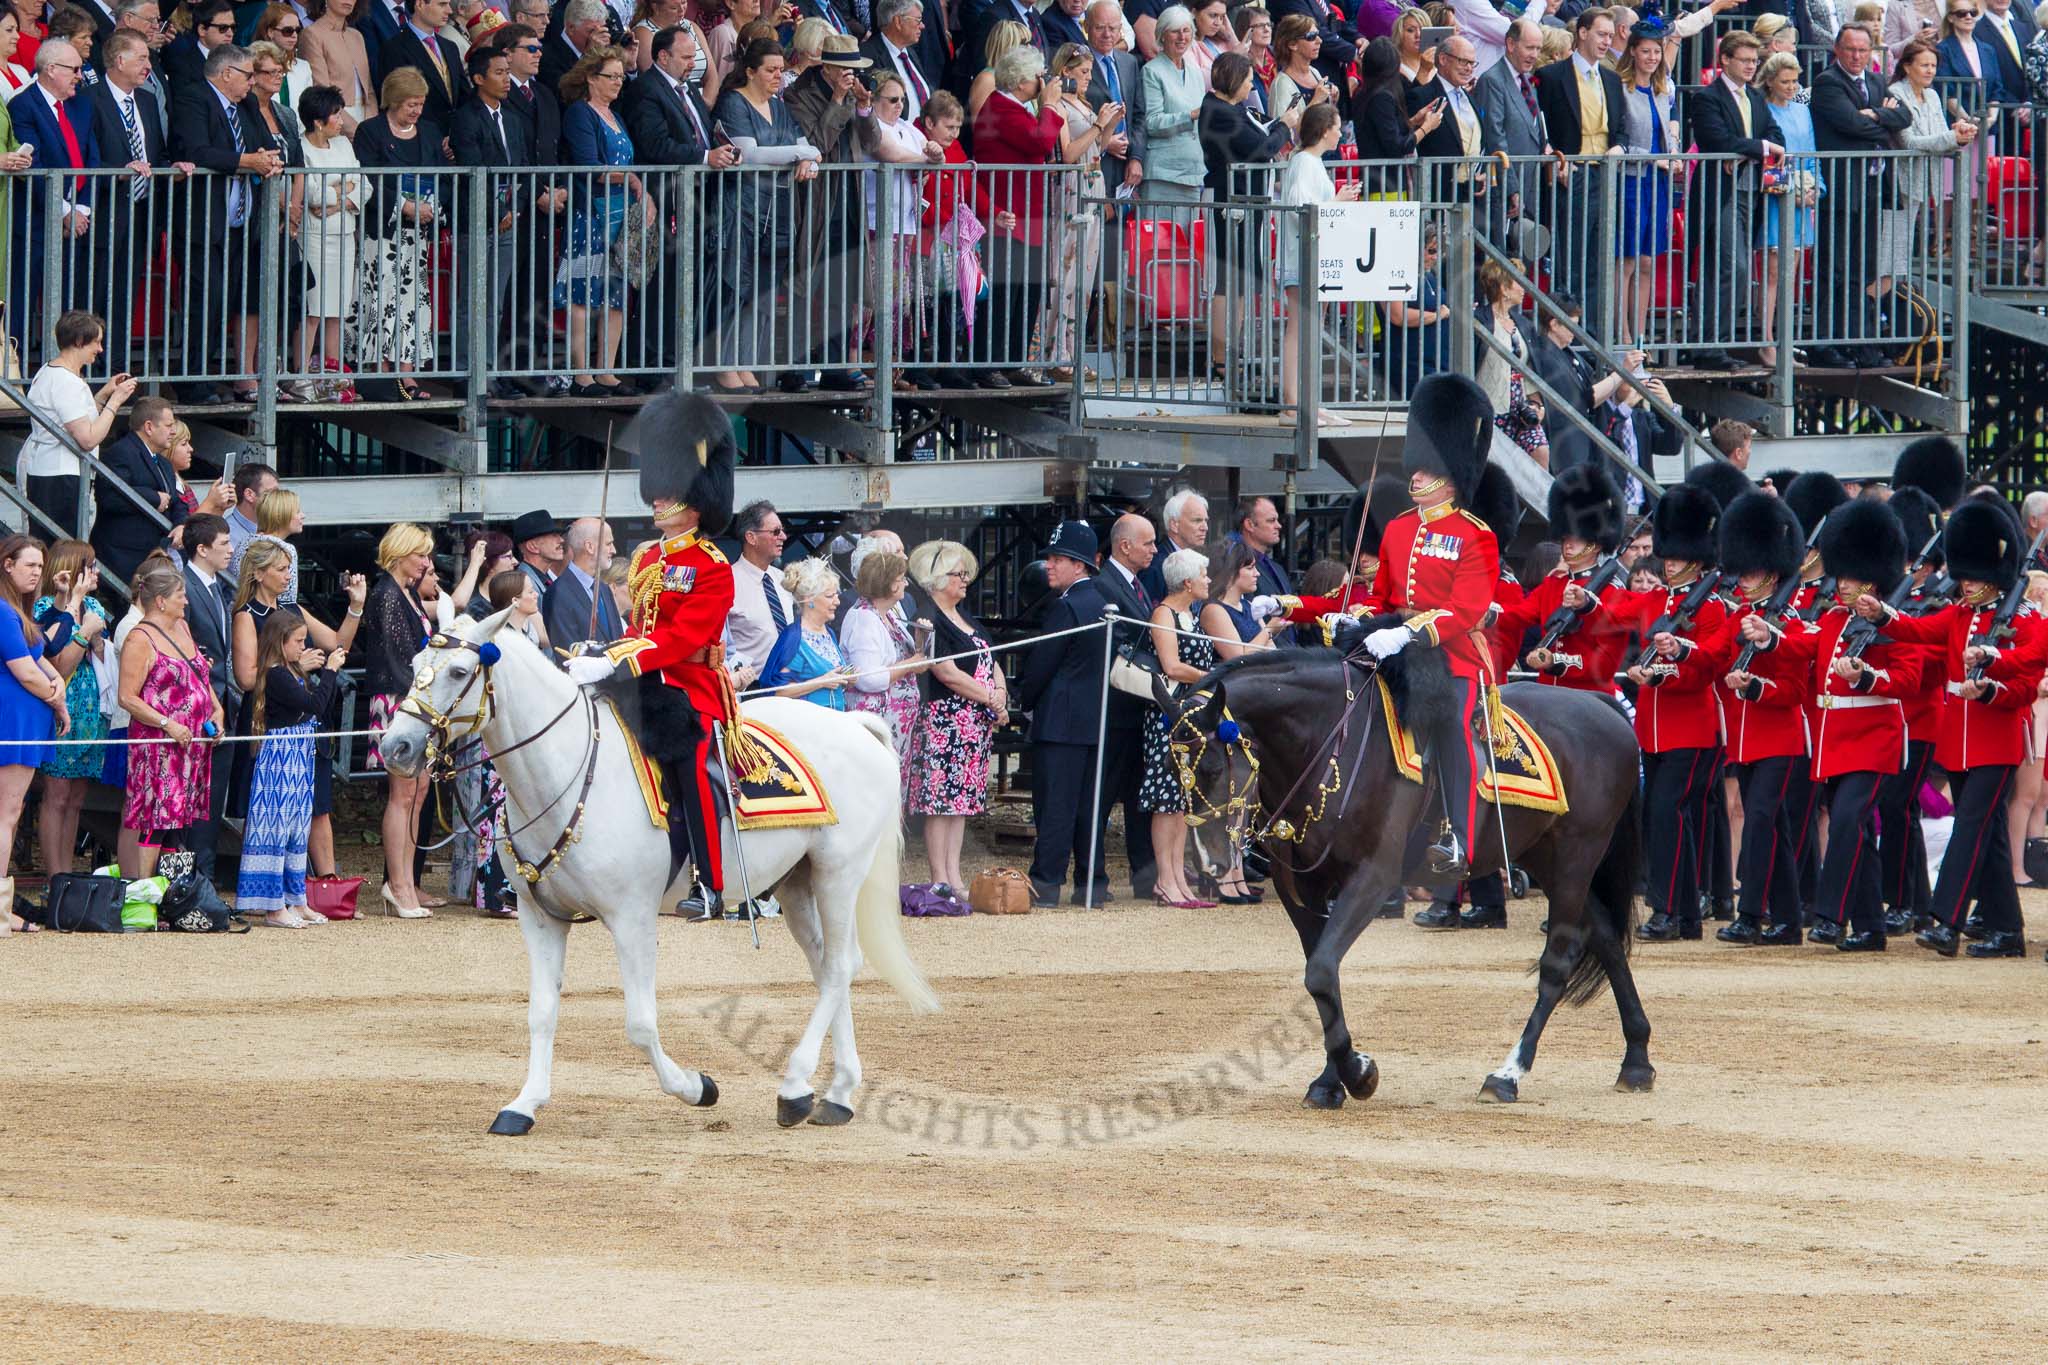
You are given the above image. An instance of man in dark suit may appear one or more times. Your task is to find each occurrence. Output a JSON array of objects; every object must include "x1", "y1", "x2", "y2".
[
  {"x1": 1040, "y1": 0, "x2": 1088, "y2": 49},
  {"x1": 623, "y1": 23, "x2": 740, "y2": 375},
  {"x1": 170, "y1": 43, "x2": 284, "y2": 400},
  {"x1": 86, "y1": 30, "x2": 181, "y2": 380},
  {"x1": 798, "y1": 0, "x2": 870, "y2": 40},
  {"x1": 1809, "y1": 21, "x2": 1910, "y2": 366},
  {"x1": 1687, "y1": 29, "x2": 1782, "y2": 370},
  {"x1": 1018, "y1": 520, "x2": 1113, "y2": 907},
  {"x1": 1412, "y1": 36, "x2": 1492, "y2": 211},
  {"x1": 1979, "y1": 0, "x2": 2037, "y2": 95},
  {"x1": 108, "y1": 0, "x2": 174, "y2": 127},
  {"x1": 452, "y1": 43, "x2": 540, "y2": 396},
  {"x1": 860, "y1": 0, "x2": 942, "y2": 124},
  {"x1": 1082, "y1": 0, "x2": 1145, "y2": 197},
  {"x1": 1475, "y1": 19, "x2": 1548, "y2": 244},
  {"x1": 541, "y1": 0, "x2": 610, "y2": 96},
  {"x1": 159, "y1": 0, "x2": 234, "y2": 94},
  {"x1": 961, "y1": 0, "x2": 1045, "y2": 90},
  {"x1": 80, "y1": 0, "x2": 119, "y2": 66},
  {"x1": 494, "y1": 23, "x2": 562, "y2": 162},
  {"x1": 375, "y1": 0, "x2": 470, "y2": 130},
  {"x1": 1535, "y1": 9, "x2": 1625, "y2": 339},
  {"x1": 1092, "y1": 514, "x2": 1162, "y2": 901},
  {"x1": 541, "y1": 517, "x2": 621, "y2": 649},
  {"x1": 1141, "y1": 486, "x2": 1208, "y2": 601},
  {"x1": 358, "y1": 0, "x2": 407, "y2": 65},
  {"x1": 90, "y1": 396, "x2": 183, "y2": 582},
  {"x1": 178, "y1": 513, "x2": 238, "y2": 885},
  {"x1": 1267, "y1": 0, "x2": 1357, "y2": 88},
  {"x1": 8, "y1": 42, "x2": 101, "y2": 350}
]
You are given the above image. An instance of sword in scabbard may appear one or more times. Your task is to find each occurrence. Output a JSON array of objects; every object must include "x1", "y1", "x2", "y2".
[{"x1": 711, "y1": 718, "x2": 762, "y2": 950}]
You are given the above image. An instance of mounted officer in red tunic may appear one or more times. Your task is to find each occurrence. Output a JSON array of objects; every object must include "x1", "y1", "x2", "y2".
[
  {"x1": 1354, "y1": 374, "x2": 1499, "y2": 879},
  {"x1": 564, "y1": 391, "x2": 739, "y2": 919}
]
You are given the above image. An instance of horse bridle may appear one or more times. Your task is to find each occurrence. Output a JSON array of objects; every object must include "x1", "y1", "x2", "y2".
[{"x1": 397, "y1": 631, "x2": 603, "y2": 910}]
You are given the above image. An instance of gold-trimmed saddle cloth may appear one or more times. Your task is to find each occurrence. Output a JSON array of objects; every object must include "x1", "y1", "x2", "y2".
[{"x1": 1379, "y1": 679, "x2": 1568, "y2": 815}]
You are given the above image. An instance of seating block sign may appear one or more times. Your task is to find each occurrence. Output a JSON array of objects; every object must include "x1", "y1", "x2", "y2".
[{"x1": 1316, "y1": 202, "x2": 1423, "y2": 302}]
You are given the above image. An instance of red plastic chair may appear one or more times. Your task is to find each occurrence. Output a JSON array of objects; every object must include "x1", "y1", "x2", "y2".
[
  {"x1": 1124, "y1": 217, "x2": 1204, "y2": 325},
  {"x1": 1988, "y1": 155, "x2": 2033, "y2": 240}
]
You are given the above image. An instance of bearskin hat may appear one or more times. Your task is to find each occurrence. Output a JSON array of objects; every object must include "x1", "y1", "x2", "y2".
[
  {"x1": 1341, "y1": 474, "x2": 1413, "y2": 560},
  {"x1": 1547, "y1": 463, "x2": 1624, "y2": 553},
  {"x1": 1888, "y1": 487, "x2": 1945, "y2": 570},
  {"x1": 1761, "y1": 468, "x2": 1801, "y2": 497},
  {"x1": 634, "y1": 390, "x2": 737, "y2": 537},
  {"x1": 1780, "y1": 471, "x2": 1848, "y2": 543},
  {"x1": 1717, "y1": 491, "x2": 1804, "y2": 583},
  {"x1": 1683, "y1": 458, "x2": 1753, "y2": 510},
  {"x1": 1469, "y1": 463, "x2": 1524, "y2": 548},
  {"x1": 1945, "y1": 497, "x2": 2025, "y2": 591},
  {"x1": 1819, "y1": 497, "x2": 1907, "y2": 595},
  {"x1": 1892, "y1": 436, "x2": 1967, "y2": 510},
  {"x1": 1402, "y1": 373, "x2": 1492, "y2": 507},
  {"x1": 1652, "y1": 484, "x2": 1721, "y2": 565}
]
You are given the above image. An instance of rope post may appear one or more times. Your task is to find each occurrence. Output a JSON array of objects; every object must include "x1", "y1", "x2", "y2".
[{"x1": 1084, "y1": 606, "x2": 1119, "y2": 911}]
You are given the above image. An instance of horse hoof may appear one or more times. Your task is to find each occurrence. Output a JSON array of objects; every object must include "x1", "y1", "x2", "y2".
[
  {"x1": 807, "y1": 1100, "x2": 855, "y2": 1127},
  {"x1": 1302, "y1": 1079, "x2": 1347, "y2": 1110},
  {"x1": 1342, "y1": 1053, "x2": 1380, "y2": 1101},
  {"x1": 692, "y1": 1074, "x2": 719, "y2": 1108},
  {"x1": 487, "y1": 1109, "x2": 534, "y2": 1136},
  {"x1": 776, "y1": 1093, "x2": 815, "y2": 1128},
  {"x1": 1615, "y1": 1068, "x2": 1656, "y2": 1094},
  {"x1": 1478, "y1": 1074, "x2": 1519, "y2": 1104}
]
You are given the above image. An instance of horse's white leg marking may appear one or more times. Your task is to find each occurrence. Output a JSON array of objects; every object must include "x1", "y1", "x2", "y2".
[
  {"x1": 608, "y1": 898, "x2": 708, "y2": 1106},
  {"x1": 1492, "y1": 1046, "x2": 1528, "y2": 1083},
  {"x1": 505, "y1": 900, "x2": 570, "y2": 1119}
]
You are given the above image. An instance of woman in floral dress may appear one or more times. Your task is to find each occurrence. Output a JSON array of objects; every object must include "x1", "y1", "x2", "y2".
[
  {"x1": 842, "y1": 547, "x2": 930, "y2": 763},
  {"x1": 115, "y1": 562, "x2": 224, "y2": 878},
  {"x1": 1139, "y1": 546, "x2": 1218, "y2": 907},
  {"x1": 908, "y1": 540, "x2": 1006, "y2": 906}
]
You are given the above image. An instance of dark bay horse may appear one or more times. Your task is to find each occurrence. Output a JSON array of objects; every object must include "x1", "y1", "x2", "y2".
[{"x1": 1161, "y1": 630, "x2": 1654, "y2": 1106}]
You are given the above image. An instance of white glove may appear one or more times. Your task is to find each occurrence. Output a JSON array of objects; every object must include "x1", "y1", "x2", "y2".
[
  {"x1": 1250, "y1": 594, "x2": 1281, "y2": 622},
  {"x1": 1365, "y1": 626, "x2": 1411, "y2": 660},
  {"x1": 564, "y1": 654, "x2": 617, "y2": 686}
]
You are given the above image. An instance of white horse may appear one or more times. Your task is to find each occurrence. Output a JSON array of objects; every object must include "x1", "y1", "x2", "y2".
[{"x1": 376, "y1": 598, "x2": 939, "y2": 1134}]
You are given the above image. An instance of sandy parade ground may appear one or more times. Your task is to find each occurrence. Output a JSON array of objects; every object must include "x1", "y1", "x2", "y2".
[{"x1": 3, "y1": 879, "x2": 2047, "y2": 1361}]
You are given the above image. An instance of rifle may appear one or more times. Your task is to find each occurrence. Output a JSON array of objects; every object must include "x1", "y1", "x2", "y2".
[
  {"x1": 1798, "y1": 575, "x2": 1835, "y2": 622},
  {"x1": 1531, "y1": 514, "x2": 1649, "y2": 661},
  {"x1": 1840, "y1": 528, "x2": 1944, "y2": 661},
  {"x1": 1965, "y1": 524, "x2": 2048, "y2": 681},
  {"x1": 1908, "y1": 571, "x2": 1955, "y2": 615},
  {"x1": 1629, "y1": 569, "x2": 1723, "y2": 678},
  {"x1": 1731, "y1": 571, "x2": 1804, "y2": 677}
]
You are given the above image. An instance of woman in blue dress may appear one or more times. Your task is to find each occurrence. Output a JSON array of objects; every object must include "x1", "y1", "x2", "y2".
[
  {"x1": 0, "y1": 535, "x2": 67, "y2": 934},
  {"x1": 556, "y1": 45, "x2": 656, "y2": 398},
  {"x1": 761, "y1": 558, "x2": 854, "y2": 710},
  {"x1": 1614, "y1": 22, "x2": 1680, "y2": 352},
  {"x1": 31, "y1": 540, "x2": 112, "y2": 881},
  {"x1": 1198, "y1": 541, "x2": 1282, "y2": 661},
  {"x1": 1759, "y1": 50, "x2": 1825, "y2": 369}
]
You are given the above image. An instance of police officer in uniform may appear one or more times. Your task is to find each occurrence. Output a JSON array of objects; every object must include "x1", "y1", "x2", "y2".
[
  {"x1": 1351, "y1": 375, "x2": 1501, "y2": 879},
  {"x1": 564, "y1": 391, "x2": 739, "y2": 921},
  {"x1": 1019, "y1": 520, "x2": 1116, "y2": 907},
  {"x1": 1856, "y1": 496, "x2": 2048, "y2": 958},
  {"x1": 1740, "y1": 498, "x2": 1922, "y2": 952},
  {"x1": 1716, "y1": 492, "x2": 1812, "y2": 945}
]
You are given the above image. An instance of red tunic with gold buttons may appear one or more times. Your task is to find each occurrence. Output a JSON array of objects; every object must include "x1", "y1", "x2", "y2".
[
  {"x1": 1762, "y1": 608, "x2": 1923, "y2": 780},
  {"x1": 1491, "y1": 566, "x2": 1634, "y2": 693},
  {"x1": 1611, "y1": 581, "x2": 1734, "y2": 752},
  {"x1": 1712, "y1": 600, "x2": 1810, "y2": 764},
  {"x1": 1358, "y1": 503, "x2": 1500, "y2": 681},
  {"x1": 1873, "y1": 601, "x2": 2048, "y2": 769},
  {"x1": 606, "y1": 528, "x2": 737, "y2": 724}
]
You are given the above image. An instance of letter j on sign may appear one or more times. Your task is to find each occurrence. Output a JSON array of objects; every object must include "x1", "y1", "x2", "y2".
[{"x1": 1317, "y1": 201, "x2": 1422, "y2": 302}]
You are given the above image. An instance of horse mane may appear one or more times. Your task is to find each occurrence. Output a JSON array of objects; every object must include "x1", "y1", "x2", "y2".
[{"x1": 1194, "y1": 617, "x2": 1459, "y2": 745}]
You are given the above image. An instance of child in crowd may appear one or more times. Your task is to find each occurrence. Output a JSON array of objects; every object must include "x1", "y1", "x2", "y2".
[{"x1": 237, "y1": 611, "x2": 346, "y2": 928}]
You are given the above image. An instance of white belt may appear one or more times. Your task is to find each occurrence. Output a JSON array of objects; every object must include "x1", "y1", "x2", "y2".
[
  {"x1": 1817, "y1": 694, "x2": 1898, "y2": 710},
  {"x1": 1945, "y1": 681, "x2": 1975, "y2": 697}
]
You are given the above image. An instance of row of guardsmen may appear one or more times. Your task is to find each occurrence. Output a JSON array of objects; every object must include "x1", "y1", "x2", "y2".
[{"x1": 1333, "y1": 432, "x2": 2045, "y2": 960}]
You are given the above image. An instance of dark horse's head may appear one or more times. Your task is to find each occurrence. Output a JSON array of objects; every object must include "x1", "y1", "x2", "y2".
[{"x1": 1156, "y1": 619, "x2": 1457, "y2": 878}]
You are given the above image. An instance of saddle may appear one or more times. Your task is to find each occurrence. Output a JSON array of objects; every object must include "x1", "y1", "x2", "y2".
[
  {"x1": 1377, "y1": 679, "x2": 1568, "y2": 815},
  {"x1": 604, "y1": 698, "x2": 837, "y2": 833}
]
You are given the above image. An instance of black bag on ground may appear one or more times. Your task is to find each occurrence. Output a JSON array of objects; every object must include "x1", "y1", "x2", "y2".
[
  {"x1": 42, "y1": 873, "x2": 127, "y2": 932},
  {"x1": 159, "y1": 871, "x2": 247, "y2": 934}
]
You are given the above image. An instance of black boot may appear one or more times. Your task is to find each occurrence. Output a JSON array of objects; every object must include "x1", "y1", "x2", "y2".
[
  {"x1": 1883, "y1": 907, "x2": 1914, "y2": 935},
  {"x1": 1916, "y1": 922, "x2": 1960, "y2": 957},
  {"x1": 1426, "y1": 832, "x2": 1469, "y2": 880},
  {"x1": 1413, "y1": 901, "x2": 1461, "y2": 930},
  {"x1": 1758, "y1": 921, "x2": 1803, "y2": 946},
  {"x1": 1710, "y1": 897, "x2": 1737, "y2": 923},
  {"x1": 1716, "y1": 916, "x2": 1762, "y2": 945},
  {"x1": 1637, "y1": 911, "x2": 1679, "y2": 942},
  {"x1": 1837, "y1": 929, "x2": 1887, "y2": 952},
  {"x1": 1807, "y1": 919, "x2": 1843, "y2": 946},
  {"x1": 1962, "y1": 912, "x2": 1991, "y2": 941},
  {"x1": 1459, "y1": 904, "x2": 1508, "y2": 929},
  {"x1": 1965, "y1": 930, "x2": 2028, "y2": 958},
  {"x1": 676, "y1": 887, "x2": 724, "y2": 922}
]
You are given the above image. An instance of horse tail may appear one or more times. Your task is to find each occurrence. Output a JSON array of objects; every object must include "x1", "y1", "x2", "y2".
[
  {"x1": 848, "y1": 714, "x2": 941, "y2": 1015},
  {"x1": 1563, "y1": 774, "x2": 1640, "y2": 1007}
]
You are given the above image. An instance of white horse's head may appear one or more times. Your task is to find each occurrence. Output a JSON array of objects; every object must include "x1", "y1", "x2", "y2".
[{"x1": 377, "y1": 592, "x2": 521, "y2": 777}]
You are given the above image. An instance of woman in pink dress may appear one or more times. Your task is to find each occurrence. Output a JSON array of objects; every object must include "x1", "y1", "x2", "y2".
[
  {"x1": 842, "y1": 546, "x2": 930, "y2": 763},
  {"x1": 116, "y1": 561, "x2": 225, "y2": 878}
]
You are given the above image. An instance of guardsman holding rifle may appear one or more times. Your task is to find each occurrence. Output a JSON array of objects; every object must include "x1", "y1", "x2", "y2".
[
  {"x1": 1739, "y1": 499, "x2": 1922, "y2": 952},
  {"x1": 1853, "y1": 496, "x2": 2048, "y2": 959},
  {"x1": 1612, "y1": 485, "x2": 1731, "y2": 943},
  {"x1": 1492, "y1": 463, "x2": 1634, "y2": 695},
  {"x1": 1715, "y1": 492, "x2": 1812, "y2": 946}
]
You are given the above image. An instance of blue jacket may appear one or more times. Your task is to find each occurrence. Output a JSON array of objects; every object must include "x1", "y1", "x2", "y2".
[
  {"x1": 1935, "y1": 34, "x2": 2013, "y2": 108},
  {"x1": 10, "y1": 83, "x2": 101, "y2": 218}
]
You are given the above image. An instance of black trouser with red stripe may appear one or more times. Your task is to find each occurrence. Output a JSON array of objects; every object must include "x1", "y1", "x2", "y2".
[
  {"x1": 1815, "y1": 771, "x2": 1885, "y2": 934},
  {"x1": 1930, "y1": 763, "x2": 2022, "y2": 935},
  {"x1": 663, "y1": 729, "x2": 725, "y2": 894},
  {"x1": 1431, "y1": 677, "x2": 1481, "y2": 858},
  {"x1": 1642, "y1": 746, "x2": 1716, "y2": 921},
  {"x1": 1732, "y1": 756, "x2": 1802, "y2": 928},
  {"x1": 1786, "y1": 757, "x2": 1822, "y2": 919},
  {"x1": 1879, "y1": 738, "x2": 1935, "y2": 917}
]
